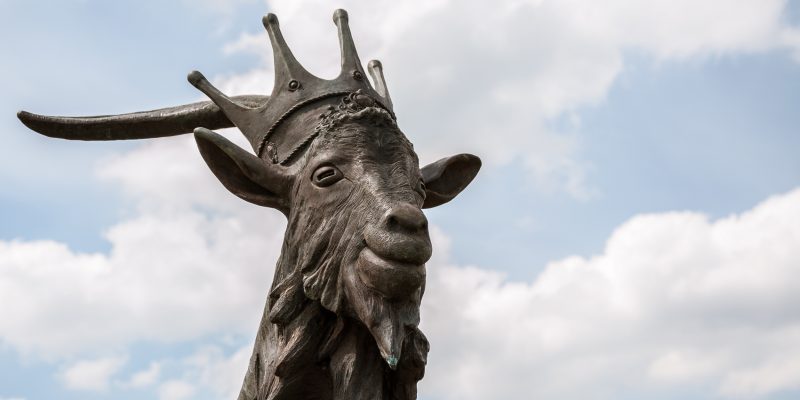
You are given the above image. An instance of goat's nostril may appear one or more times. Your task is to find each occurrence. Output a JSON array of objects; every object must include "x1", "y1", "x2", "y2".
[{"x1": 382, "y1": 203, "x2": 427, "y2": 232}]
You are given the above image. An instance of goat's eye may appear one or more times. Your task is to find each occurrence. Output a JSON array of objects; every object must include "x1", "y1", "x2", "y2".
[
  {"x1": 417, "y1": 178, "x2": 427, "y2": 198},
  {"x1": 312, "y1": 165, "x2": 344, "y2": 187}
]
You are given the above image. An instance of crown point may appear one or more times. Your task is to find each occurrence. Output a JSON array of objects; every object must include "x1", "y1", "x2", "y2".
[
  {"x1": 263, "y1": 13, "x2": 279, "y2": 28},
  {"x1": 187, "y1": 70, "x2": 206, "y2": 86},
  {"x1": 333, "y1": 9, "x2": 349, "y2": 23},
  {"x1": 367, "y1": 59, "x2": 392, "y2": 109},
  {"x1": 193, "y1": 126, "x2": 211, "y2": 136}
]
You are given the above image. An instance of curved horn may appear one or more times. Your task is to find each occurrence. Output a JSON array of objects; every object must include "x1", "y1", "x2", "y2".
[{"x1": 17, "y1": 95, "x2": 267, "y2": 141}]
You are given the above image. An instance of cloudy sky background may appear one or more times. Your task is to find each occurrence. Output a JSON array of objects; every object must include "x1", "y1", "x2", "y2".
[{"x1": 2, "y1": 0, "x2": 800, "y2": 399}]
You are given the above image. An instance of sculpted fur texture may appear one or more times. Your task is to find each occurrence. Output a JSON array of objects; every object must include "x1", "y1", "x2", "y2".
[{"x1": 245, "y1": 106, "x2": 432, "y2": 399}]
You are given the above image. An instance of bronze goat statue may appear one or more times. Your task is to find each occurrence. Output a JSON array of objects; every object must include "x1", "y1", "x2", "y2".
[{"x1": 18, "y1": 9, "x2": 480, "y2": 400}]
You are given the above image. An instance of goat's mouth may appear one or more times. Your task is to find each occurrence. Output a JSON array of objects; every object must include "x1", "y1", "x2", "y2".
[{"x1": 356, "y1": 247, "x2": 425, "y2": 299}]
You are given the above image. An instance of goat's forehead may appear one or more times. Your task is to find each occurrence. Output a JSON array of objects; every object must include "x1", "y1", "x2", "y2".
[{"x1": 309, "y1": 122, "x2": 418, "y2": 167}]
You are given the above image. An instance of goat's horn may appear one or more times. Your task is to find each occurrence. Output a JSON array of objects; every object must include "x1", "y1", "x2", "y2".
[{"x1": 17, "y1": 95, "x2": 267, "y2": 141}]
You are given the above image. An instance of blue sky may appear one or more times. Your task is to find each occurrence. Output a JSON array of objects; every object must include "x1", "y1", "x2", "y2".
[{"x1": 1, "y1": 1, "x2": 800, "y2": 400}]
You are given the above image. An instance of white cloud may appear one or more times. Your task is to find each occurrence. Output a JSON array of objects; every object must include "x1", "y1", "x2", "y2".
[
  {"x1": 126, "y1": 346, "x2": 250, "y2": 400},
  {"x1": 2, "y1": 2, "x2": 800, "y2": 399},
  {"x1": 158, "y1": 380, "x2": 195, "y2": 400},
  {"x1": 1, "y1": 134, "x2": 799, "y2": 398},
  {"x1": 214, "y1": 0, "x2": 798, "y2": 196},
  {"x1": 124, "y1": 362, "x2": 162, "y2": 388},
  {"x1": 419, "y1": 188, "x2": 800, "y2": 399},
  {"x1": 0, "y1": 135, "x2": 284, "y2": 359},
  {"x1": 719, "y1": 355, "x2": 800, "y2": 398},
  {"x1": 5, "y1": 133, "x2": 797, "y2": 399},
  {"x1": 59, "y1": 356, "x2": 127, "y2": 392},
  {"x1": 183, "y1": 345, "x2": 252, "y2": 400}
]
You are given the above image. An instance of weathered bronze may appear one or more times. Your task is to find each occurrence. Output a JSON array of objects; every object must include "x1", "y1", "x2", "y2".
[{"x1": 18, "y1": 9, "x2": 480, "y2": 400}]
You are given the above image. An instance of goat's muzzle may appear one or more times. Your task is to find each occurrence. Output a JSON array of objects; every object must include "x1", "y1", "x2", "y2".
[{"x1": 358, "y1": 203, "x2": 432, "y2": 298}]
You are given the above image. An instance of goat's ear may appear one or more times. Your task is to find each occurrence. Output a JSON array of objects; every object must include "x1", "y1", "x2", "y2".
[
  {"x1": 421, "y1": 153, "x2": 481, "y2": 208},
  {"x1": 194, "y1": 128, "x2": 292, "y2": 213}
]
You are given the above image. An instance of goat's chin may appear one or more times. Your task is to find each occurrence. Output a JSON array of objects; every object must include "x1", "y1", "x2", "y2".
[
  {"x1": 355, "y1": 247, "x2": 426, "y2": 300},
  {"x1": 342, "y1": 257, "x2": 423, "y2": 370}
]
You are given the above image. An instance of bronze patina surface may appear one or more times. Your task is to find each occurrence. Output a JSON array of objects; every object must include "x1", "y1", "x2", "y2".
[{"x1": 18, "y1": 9, "x2": 481, "y2": 400}]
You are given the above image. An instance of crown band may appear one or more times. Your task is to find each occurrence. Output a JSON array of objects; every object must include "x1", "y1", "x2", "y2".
[
  {"x1": 256, "y1": 90, "x2": 395, "y2": 161},
  {"x1": 256, "y1": 91, "x2": 351, "y2": 158}
]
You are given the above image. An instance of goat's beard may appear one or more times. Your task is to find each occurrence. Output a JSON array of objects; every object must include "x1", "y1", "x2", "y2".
[{"x1": 264, "y1": 184, "x2": 429, "y2": 400}]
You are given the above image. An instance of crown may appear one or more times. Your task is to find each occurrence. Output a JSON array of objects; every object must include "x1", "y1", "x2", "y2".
[{"x1": 186, "y1": 9, "x2": 393, "y2": 163}]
